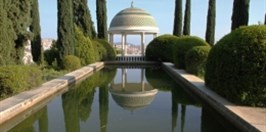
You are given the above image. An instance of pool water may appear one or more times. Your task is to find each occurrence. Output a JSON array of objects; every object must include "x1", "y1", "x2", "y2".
[{"x1": 6, "y1": 66, "x2": 235, "y2": 132}]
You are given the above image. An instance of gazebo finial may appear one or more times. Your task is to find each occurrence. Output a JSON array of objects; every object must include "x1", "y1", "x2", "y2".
[{"x1": 131, "y1": 1, "x2": 134, "y2": 8}]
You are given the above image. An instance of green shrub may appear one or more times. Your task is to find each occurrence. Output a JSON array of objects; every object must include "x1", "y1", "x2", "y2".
[
  {"x1": 205, "y1": 25, "x2": 266, "y2": 107},
  {"x1": 92, "y1": 40, "x2": 106, "y2": 61},
  {"x1": 146, "y1": 34, "x2": 179, "y2": 62},
  {"x1": 185, "y1": 46, "x2": 211, "y2": 78},
  {"x1": 44, "y1": 41, "x2": 58, "y2": 66},
  {"x1": 63, "y1": 55, "x2": 81, "y2": 71},
  {"x1": 95, "y1": 39, "x2": 116, "y2": 61},
  {"x1": 0, "y1": 65, "x2": 42, "y2": 98},
  {"x1": 173, "y1": 36, "x2": 209, "y2": 69},
  {"x1": 74, "y1": 26, "x2": 96, "y2": 65}
]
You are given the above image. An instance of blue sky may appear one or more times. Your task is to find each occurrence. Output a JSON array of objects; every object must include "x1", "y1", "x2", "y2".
[{"x1": 39, "y1": 0, "x2": 265, "y2": 44}]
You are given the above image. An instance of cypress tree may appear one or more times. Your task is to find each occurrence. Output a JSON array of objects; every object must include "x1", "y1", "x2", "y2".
[
  {"x1": 205, "y1": 0, "x2": 216, "y2": 46},
  {"x1": 57, "y1": 0, "x2": 75, "y2": 66},
  {"x1": 231, "y1": 0, "x2": 250, "y2": 30},
  {"x1": 0, "y1": 0, "x2": 15, "y2": 65},
  {"x1": 183, "y1": 0, "x2": 191, "y2": 35},
  {"x1": 30, "y1": 0, "x2": 43, "y2": 64},
  {"x1": 96, "y1": 0, "x2": 108, "y2": 39},
  {"x1": 173, "y1": 0, "x2": 182, "y2": 36},
  {"x1": 7, "y1": 0, "x2": 33, "y2": 64},
  {"x1": 73, "y1": 0, "x2": 96, "y2": 39}
]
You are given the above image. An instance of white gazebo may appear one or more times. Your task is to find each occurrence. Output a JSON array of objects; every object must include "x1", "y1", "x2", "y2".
[{"x1": 108, "y1": 3, "x2": 159, "y2": 57}]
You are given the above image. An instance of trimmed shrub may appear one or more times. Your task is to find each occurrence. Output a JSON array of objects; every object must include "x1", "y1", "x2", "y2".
[
  {"x1": 63, "y1": 55, "x2": 81, "y2": 71},
  {"x1": 75, "y1": 26, "x2": 96, "y2": 65},
  {"x1": 95, "y1": 39, "x2": 116, "y2": 61},
  {"x1": 205, "y1": 25, "x2": 266, "y2": 107},
  {"x1": 146, "y1": 34, "x2": 179, "y2": 62},
  {"x1": 173, "y1": 36, "x2": 209, "y2": 69},
  {"x1": 185, "y1": 46, "x2": 211, "y2": 78},
  {"x1": 0, "y1": 66, "x2": 42, "y2": 98}
]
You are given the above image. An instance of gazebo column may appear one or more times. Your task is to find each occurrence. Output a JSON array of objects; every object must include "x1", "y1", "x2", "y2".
[
  {"x1": 153, "y1": 33, "x2": 158, "y2": 39},
  {"x1": 125, "y1": 34, "x2": 127, "y2": 56},
  {"x1": 121, "y1": 33, "x2": 125, "y2": 57},
  {"x1": 109, "y1": 33, "x2": 114, "y2": 46},
  {"x1": 141, "y1": 32, "x2": 145, "y2": 57}
]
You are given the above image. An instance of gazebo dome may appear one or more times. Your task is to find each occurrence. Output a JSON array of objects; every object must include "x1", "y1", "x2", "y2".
[{"x1": 109, "y1": 7, "x2": 159, "y2": 33}]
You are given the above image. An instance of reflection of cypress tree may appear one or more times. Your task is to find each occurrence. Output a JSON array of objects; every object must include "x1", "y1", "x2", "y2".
[
  {"x1": 181, "y1": 105, "x2": 186, "y2": 132},
  {"x1": 9, "y1": 106, "x2": 48, "y2": 132},
  {"x1": 99, "y1": 86, "x2": 109, "y2": 132},
  {"x1": 171, "y1": 87, "x2": 178, "y2": 132},
  {"x1": 62, "y1": 73, "x2": 98, "y2": 132},
  {"x1": 62, "y1": 93, "x2": 80, "y2": 132},
  {"x1": 39, "y1": 106, "x2": 48, "y2": 132}
]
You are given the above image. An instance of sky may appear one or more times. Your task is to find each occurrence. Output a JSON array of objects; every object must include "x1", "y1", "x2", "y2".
[{"x1": 39, "y1": 0, "x2": 265, "y2": 44}]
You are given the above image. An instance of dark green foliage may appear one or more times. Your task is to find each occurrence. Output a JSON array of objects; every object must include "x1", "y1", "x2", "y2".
[
  {"x1": 173, "y1": 0, "x2": 182, "y2": 36},
  {"x1": 185, "y1": 46, "x2": 211, "y2": 78},
  {"x1": 205, "y1": 25, "x2": 266, "y2": 107},
  {"x1": 183, "y1": 0, "x2": 191, "y2": 35},
  {"x1": 95, "y1": 39, "x2": 116, "y2": 61},
  {"x1": 205, "y1": 0, "x2": 216, "y2": 46},
  {"x1": 30, "y1": 0, "x2": 43, "y2": 64},
  {"x1": 6, "y1": 0, "x2": 33, "y2": 64},
  {"x1": 96, "y1": 0, "x2": 107, "y2": 39},
  {"x1": 231, "y1": 0, "x2": 250, "y2": 30},
  {"x1": 63, "y1": 55, "x2": 81, "y2": 71},
  {"x1": 44, "y1": 41, "x2": 58, "y2": 66},
  {"x1": 0, "y1": 65, "x2": 42, "y2": 98},
  {"x1": 74, "y1": 26, "x2": 96, "y2": 65},
  {"x1": 146, "y1": 34, "x2": 179, "y2": 62},
  {"x1": 57, "y1": 0, "x2": 75, "y2": 67},
  {"x1": 0, "y1": 0, "x2": 16, "y2": 65},
  {"x1": 173, "y1": 36, "x2": 209, "y2": 69},
  {"x1": 92, "y1": 40, "x2": 106, "y2": 61},
  {"x1": 73, "y1": 0, "x2": 96, "y2": 38}
]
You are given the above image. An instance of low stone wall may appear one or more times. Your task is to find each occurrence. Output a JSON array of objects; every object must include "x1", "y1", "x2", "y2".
[
  {"x1": 0, "y1": 62, "x2": 104, "y2": 125},
  {"x1": 162, "y1": 62, "x2": 266, "y2": 132}
]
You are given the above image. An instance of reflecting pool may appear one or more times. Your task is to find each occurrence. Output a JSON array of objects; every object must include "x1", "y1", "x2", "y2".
[{"x1": 4, "y1": 66, "x2": 237, "y2": 132}]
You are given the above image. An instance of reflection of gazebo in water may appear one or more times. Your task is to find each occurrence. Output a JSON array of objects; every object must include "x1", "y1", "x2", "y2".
[
  {"x1": 109, "y1": 68, "x2": 158, "y2": 110},
  {"x1": 108, "y1": 2, "x2": 159, "y2": 57}
]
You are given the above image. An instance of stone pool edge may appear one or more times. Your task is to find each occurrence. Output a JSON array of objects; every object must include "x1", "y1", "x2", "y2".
[
  {"x1": 162, "y1": 62, "x2": 266, "y2": 132},
  {"x1": 0, "y1": 62, "x2": 104, "y2": 125}
]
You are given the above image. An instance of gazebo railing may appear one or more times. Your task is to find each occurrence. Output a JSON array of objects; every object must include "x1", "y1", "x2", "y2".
[{"x1": 116, "y1": 56, "x2": 145, "y2": 62}]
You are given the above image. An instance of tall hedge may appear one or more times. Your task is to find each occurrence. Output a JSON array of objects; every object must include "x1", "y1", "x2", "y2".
[
  {"x1": 205, "y1": 25, "x2": 266, "y2": 107},
  {"x1": 173, "y1": 36, "x2": 209, "y2": 69},
  {"x1": 57, "y1": 0, "x2": 75, "y2": 67},
  {"x1": 73, "y1": 0, "x2": 96, "y2": 39},
  {"x1": 173, "y1": 0, "x2": 182, "y2": 36},
  {"x1": 205, "y1": 0, "x2": 216, "y2": 46},
  {"x1": 183, "y1": 0, "x2": 191, "y2": 35},
  {"x1": 146, "y1": 35, "x2": 179, "y2": 62},
  {"x1": 96, "y1": 0, "x2": 107, "y2": 39},
  {"x1": 231, "y1": 0, "x2": 250, "y2": 30},
  {"x1": 30, "y1": 0, "x2": 43, "y2": 64}
]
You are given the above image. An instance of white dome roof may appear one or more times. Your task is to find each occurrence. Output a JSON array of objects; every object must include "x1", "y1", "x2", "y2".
[{"x1": 109, "y1": 7, "x2": 159, "y2": 34}]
